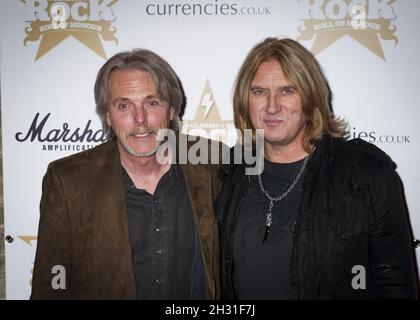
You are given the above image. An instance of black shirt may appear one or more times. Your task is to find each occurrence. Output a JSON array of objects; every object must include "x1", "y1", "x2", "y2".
[
  {"x1": 232, "y1": 157, "x2": 306, "y2": 299},
  {"x1": 122, "y1": 164, "x2": 196, "y2": 299}
]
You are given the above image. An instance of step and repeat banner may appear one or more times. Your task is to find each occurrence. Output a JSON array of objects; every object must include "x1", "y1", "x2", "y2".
[{"x1": 1, "y1": 0, "x2": 419, "y2": 299}]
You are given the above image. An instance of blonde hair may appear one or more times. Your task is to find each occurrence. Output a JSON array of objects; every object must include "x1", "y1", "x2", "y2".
[{"x1": 233, "y1": 38, "x2": 346, "y2": 152}]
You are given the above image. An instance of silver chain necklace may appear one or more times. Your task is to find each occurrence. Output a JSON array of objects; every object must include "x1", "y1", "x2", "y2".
[{"x1": 258, "y1": 151, "x2": 310, "y2": 242}]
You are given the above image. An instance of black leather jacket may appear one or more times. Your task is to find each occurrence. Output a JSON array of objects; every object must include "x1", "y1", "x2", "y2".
[{"x1": 216, "y1": 135, "x2": 418, "y2": 299}]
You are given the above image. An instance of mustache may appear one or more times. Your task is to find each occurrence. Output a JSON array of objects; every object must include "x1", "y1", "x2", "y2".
[{"x1": 128, "y1": 126, "x2": 159, "y2": 136}]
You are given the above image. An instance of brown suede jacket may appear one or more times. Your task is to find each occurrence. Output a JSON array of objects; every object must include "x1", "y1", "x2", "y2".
[{"x1": 31, "y1": 136, "x2": 222, "y2": 299}]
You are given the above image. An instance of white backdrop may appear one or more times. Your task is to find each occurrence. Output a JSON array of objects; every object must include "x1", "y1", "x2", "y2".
[{"x1": 1, "y1": 0, "x2": 419, "y2": 299}]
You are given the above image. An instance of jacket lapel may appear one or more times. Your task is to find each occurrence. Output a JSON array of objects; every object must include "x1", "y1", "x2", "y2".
[
  {"x1": 88, "y1": 140, "x2": 136, "y2": 298},
  {"x1": 181, "y1": 161, "x2": 218, "y2": 299}
]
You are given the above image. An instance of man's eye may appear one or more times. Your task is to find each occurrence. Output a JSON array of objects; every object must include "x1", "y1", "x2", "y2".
[
  {"x1": 251, "y1": 89, "x2": 267, "y2": 96},
  {"x1": 148, "y1": 100, "x2": 160, "y2": 107},
  {"x1": 281, "y1": 88, "x2": 295, "y2": 96},
  {"x1": 118, "y1": 103, "x2": 129, "y2": 110}
]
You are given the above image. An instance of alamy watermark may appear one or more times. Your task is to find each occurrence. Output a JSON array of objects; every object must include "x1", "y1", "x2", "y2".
[
  {"x1": 155, "y1": 128, "x2": 264, "y2": 175},
  {"x1": 351, "y1": 265, "x2": 366, "y2": 290},
  {"x1": 51, "y1": 265, "x2": 66, "y2": 290}
]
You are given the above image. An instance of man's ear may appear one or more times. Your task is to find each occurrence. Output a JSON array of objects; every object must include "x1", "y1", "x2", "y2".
[
  {"x1": 106, "y1": 111, "x2": 111, "y2": 127},
  {"x1": 170, "y1": 107, "x2": 175, "y2": 121}
]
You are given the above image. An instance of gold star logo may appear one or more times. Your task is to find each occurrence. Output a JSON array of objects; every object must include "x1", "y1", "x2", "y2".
[
  {"x1": 18, "y1": 235, "x2": 37, "y2": 247},
  {"x1": 20, "y1": 0, "x2": 119, "y2": 60},
  {"x1": 297, "y1": 0, "x2": 398, "y2": 60}
]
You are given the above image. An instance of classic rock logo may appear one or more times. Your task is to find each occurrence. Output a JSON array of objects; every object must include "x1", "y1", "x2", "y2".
[
  {"x1": 20, "y1": 0, "x2": 119, "y2": 60},
  {"x1": 181, "y1": 79, "x2": 235, "y2": 145},
  {"x1": 297, "y1": 0, "x2": 398, "y2": 59}
]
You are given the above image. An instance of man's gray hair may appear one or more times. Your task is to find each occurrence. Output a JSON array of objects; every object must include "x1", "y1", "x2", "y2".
[{"x1": 94, "y1": 49, "x2": 184, "y2": 139}]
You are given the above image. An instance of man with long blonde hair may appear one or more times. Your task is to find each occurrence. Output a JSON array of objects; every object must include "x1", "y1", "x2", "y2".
[{"x1": 217, "y1": 37, "x2": 418, "y2": 299}]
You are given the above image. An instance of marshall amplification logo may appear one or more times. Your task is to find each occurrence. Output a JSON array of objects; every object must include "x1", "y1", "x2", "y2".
[
  {"x1": 15, "y1": 112, "x2": 106, "y2": 151},
  {"x1": 297, "y1": 0, "x2": 398, "y2": 59},
  {"x1": 21, "y1": 0, "x2": 119, "y2": 60},
  {"x1": 181, "y1": 79, "x2": 235, "y2": 145}
]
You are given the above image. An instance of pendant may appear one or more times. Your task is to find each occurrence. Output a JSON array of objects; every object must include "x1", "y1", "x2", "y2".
[
  {"x1": 262, "y1": 200, "x2": 273, "y2": 243},
  {"x1": 262, "y1": 225, "x2": 270, "y2": 243}
]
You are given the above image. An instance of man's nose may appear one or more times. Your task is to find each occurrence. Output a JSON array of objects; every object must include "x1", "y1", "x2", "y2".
[
  {"x1": 265, "y1": 92, "x2": 281, "y2": 114},
  {"x1": 134, "y1": 105, "x2": 146, "y2": 125}
]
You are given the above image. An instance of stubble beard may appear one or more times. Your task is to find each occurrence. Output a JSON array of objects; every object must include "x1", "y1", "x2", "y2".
[{"x1": 121, "y1": 125, "x2": 163, "y2": 158}]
